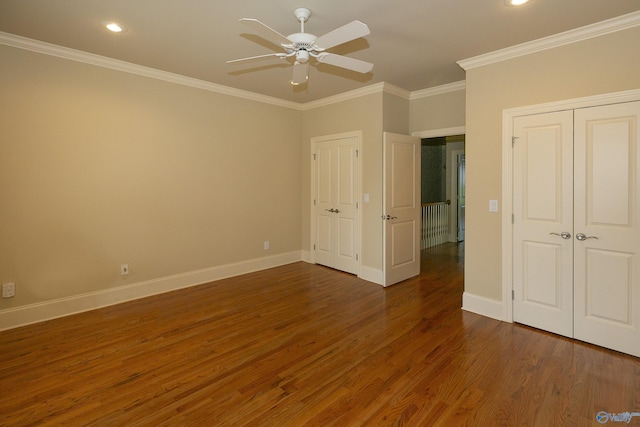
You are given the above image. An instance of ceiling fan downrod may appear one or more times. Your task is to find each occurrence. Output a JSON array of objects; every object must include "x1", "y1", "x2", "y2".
[{"x1": 293, "y1": 7, "x2": 311, "y2": 32}]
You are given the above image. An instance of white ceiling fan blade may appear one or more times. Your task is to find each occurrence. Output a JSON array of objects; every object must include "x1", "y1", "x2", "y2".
[
  {"x1": 316, "y1": 53, "x2": 373, "y2": 73},
  {"x1": 239, "y1": 18, "x2": 291, "y2": 47},
  {"x1": 227, "y1": 53, "x2": 288, "y2": 64},
  {"x1": 314, "y1": 20, "x2": 370, "y2": 50},
  {"x1": 291, "y1": 61, "x2": 309, "y2": 85}
]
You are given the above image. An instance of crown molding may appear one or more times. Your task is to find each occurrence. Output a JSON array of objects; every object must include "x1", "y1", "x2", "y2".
[
  {"x1": 299, "y1": 82, "x2": 384, "y2": 110},
  {"x1": 0, "y1": 31, "x2": 301, "y2": 110},
  {"x1": 1, "y1": 31, "x2": 463, "y2": 111},
  {"x1": 1, "y1": 30, "x2": 461, "y2": 111},
  {"x1": 458, "y1": 10, "x2": 640, "y2": 71},
  {"x1": 410, "y1": 81, "x2": 466, "y2": 100},
  {"x1": 299, "y1": 82, "x2": 410, "y2": 110},
  {"x1": 383, "y1": 82, "x2": 412, "y2": 100}
]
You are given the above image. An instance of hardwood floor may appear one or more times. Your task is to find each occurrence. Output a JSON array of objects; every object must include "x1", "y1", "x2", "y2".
[{"x1": 1, "y1": 243, "x2": 638, "y2": 426}]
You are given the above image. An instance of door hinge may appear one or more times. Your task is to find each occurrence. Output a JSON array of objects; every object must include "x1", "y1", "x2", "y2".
[
  {"x1": 313, "y1": 244, "x2": 316, "y2": 250},
  {"x1": 356, "y1": 254, "x2": 359, "y2": 261},
  {"x1": 512, "y1": 136, "x2": 519, "y2": 146},
  {"x1": 512, "y1": 290, "x2": 515, "y2": 300},
  {"x1": 356, "y1": 149, "x2": 359, "y2": 158},
  {"x1": 356, "y1": 202, "x2": 359, "y2": 209},
  {"x1": 313, "y1": 153, "x2": 316, "y2": 160},
  {"x1": 512, "y1": 213, "x2": 514, "y2": 224}
]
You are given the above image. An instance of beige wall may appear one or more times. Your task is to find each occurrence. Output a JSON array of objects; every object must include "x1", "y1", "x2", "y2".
[
  {"x1": 383, "y1": 92, "x2": 410, "y2": 134},
  {"x1": 0, "y1": 45, "x2": 303, "y2": 309},
  {"x1": 301, "y1": 94, "x2": 384, "y2": 271},
  {"x1": 410, "y1": 89, "x2": 466, "y2": 133},
  {"x1": 464, "y1": 26, "x2": 640, "y2": 301}
]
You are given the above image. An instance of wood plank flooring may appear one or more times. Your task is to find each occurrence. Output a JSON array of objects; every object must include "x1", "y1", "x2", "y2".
[{"x1": 1, "y1": 243, "x2": 639, "y2": 426}]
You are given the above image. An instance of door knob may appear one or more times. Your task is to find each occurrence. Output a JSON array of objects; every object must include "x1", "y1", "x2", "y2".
[
  {"x1": 549, "y1": 232, "x2": 571, "y2": 240},
  {"x1": 576, "y1": 233, "x2": 598, "y2": 241},
  {"x1": 381, "y1": 214, "x2": 398, "y2": 220}
]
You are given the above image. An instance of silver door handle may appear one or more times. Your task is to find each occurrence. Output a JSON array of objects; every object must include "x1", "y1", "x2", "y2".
[
  {"x1": 576, "y1": 233, "x2": 598, "y2": 241},
  {"x1": 324, "y1": 208, "x2": 341, "y2": 213},
  {"x1": 549, "y1": 232, "x2": 571, "y2": 240},
  {"x1": 381, "y1": 214, "x2": 398, "y2": 220}
]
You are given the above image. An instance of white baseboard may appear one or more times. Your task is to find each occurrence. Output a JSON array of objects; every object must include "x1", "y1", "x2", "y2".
[
  {"x1": 461, "y1": 292, "x2": 504, "y2": 321},
  {"x1": 359, "y1": 266, "x2": 383, "y2": 286},
  {"x1": 301, "y1": 250, "x2": 313, "y2": 263},
  {"x1": 0, "y1": 251, "x2": 303, "y2": 331}
]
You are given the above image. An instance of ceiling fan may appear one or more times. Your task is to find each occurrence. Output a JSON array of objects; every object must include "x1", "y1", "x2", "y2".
[{"x1": 227, "y1": 7, "x2": 373, "y2": 86}]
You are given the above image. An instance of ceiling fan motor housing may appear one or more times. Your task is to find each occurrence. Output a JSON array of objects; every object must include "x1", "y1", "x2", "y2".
[{"x1": 286, "y1": 32, "x2": 318, "y2": 52}]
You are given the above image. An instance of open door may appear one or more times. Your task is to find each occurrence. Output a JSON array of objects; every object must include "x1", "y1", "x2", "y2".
[{"x1": 383, "y1": 132, "x2": 421, "y2": 286}]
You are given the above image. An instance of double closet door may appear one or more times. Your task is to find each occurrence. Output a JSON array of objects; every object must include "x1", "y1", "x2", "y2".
[
  {"x1": 513, "y1": 101, "x2": 640, "y2": 357},
  {"x1": 312, "y1": 134, "x2": 359, "y2": 275}
]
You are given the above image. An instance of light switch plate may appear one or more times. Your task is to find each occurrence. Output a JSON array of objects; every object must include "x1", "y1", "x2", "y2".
[{"x1": 489, "y1": 199, "x2": 499, "y2": 212}]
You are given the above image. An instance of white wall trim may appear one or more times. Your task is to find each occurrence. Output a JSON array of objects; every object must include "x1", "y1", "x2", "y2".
[
  {"x1": 0, "y1": 30, "x2": 455, "y2": 112},
  {"x1": 299, "y1": 82, "x2": 410, "y2": 110},
  {"x1": 0, "y1": 251, "x2": 302, "y2": 331},
  {"x1": 0, "y1": 31, "x2": 302, "y2": 110},
  {"x1": 300, "y1": 83, "x2": 385, "y2": 110},
  {"x1": 359, "y1": 266, "x2": 384, "y2": 286},
  {"x1": 501, "y1": 88, "x2": 640, "y2": 323},
  {"x1": 412, "y1": 126, "x2": 466, "y2": 139},
  {"x1": 458, "y1": 11, "x2": 640, "y2": 71},
  {"x1": 462, "y1": 292, "x2": 503, "y2": 321},
  {"x1": 301, "y1": 250, "x2": 313, "y2": 263},
  {"x1": 410, "y1": 81, "x2": 466, "y2": 100}
]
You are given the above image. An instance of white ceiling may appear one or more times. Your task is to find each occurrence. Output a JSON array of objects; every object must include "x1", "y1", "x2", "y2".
[{"x1": 1, "y1": 0, "x2": 639, "y2": 103}]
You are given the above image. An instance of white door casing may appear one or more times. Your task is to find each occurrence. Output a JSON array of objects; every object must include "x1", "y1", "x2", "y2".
[
  {"x1": 511, "y1": 100, "x2": 640, "y2": 357},
  {"x1": 312, "y1": 132, "x2": 360, "y2": 275},
  {"x1": 383, "y1": 132, "x2": 421, "y2": 286}
]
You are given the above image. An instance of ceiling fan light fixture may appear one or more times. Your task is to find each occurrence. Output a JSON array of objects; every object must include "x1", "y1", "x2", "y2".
[{"x1": 296, "y1": 50, "x2": 310, "y2": 63}]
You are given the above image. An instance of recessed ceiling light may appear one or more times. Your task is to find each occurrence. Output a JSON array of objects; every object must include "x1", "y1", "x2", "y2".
[
  {"x1": 504, "y1": 0, "x2": 530, "y2": 6},
  {"x1": 103, "y1": 22, "x2": 126, "y2": 33}
]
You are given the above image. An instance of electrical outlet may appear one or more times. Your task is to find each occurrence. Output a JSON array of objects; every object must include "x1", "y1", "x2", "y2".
[
  {"x1": 120, "y1": 264, "x2": 129, "y2": 276},
  {"x1": 264, "y1": 241, "x2": 270, "y2": 250},
  {"x1": 2, "y1": 283, "x2": 15, "y2": 298}
]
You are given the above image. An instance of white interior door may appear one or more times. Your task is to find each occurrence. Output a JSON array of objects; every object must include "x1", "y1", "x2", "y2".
[
  {"x1": 315, "y1": 141, "x2": 335, "y2": 269},
  {"x1": 513, "y1": 101, "x2": 640, "y2": 357},
  {"x1": 573, "y1": 101, "x2": 640, "y2": 357},
  {"x1": 513, "y1": 110, "x2": 574, "y2": 338},
  {"x1": 313, "y1": 134, "x2": 359, "y2": 275},
  {"x1": 383, "y1": 132, "x2": 421, "y2": 286}
]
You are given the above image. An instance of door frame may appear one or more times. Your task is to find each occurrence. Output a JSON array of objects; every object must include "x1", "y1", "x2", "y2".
[
  {"x1": 310, "y1": 130, "x2": 363, "y2": 275},
  {"x1": 451, "y1": 149, "x2": 465, "y2": 242},
  {"x1": 501, "y1": 88, "x2": 640, "y2": 323},
  {"x1": 412, "y1": 126, "x2": 467, "y2": 244}
]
